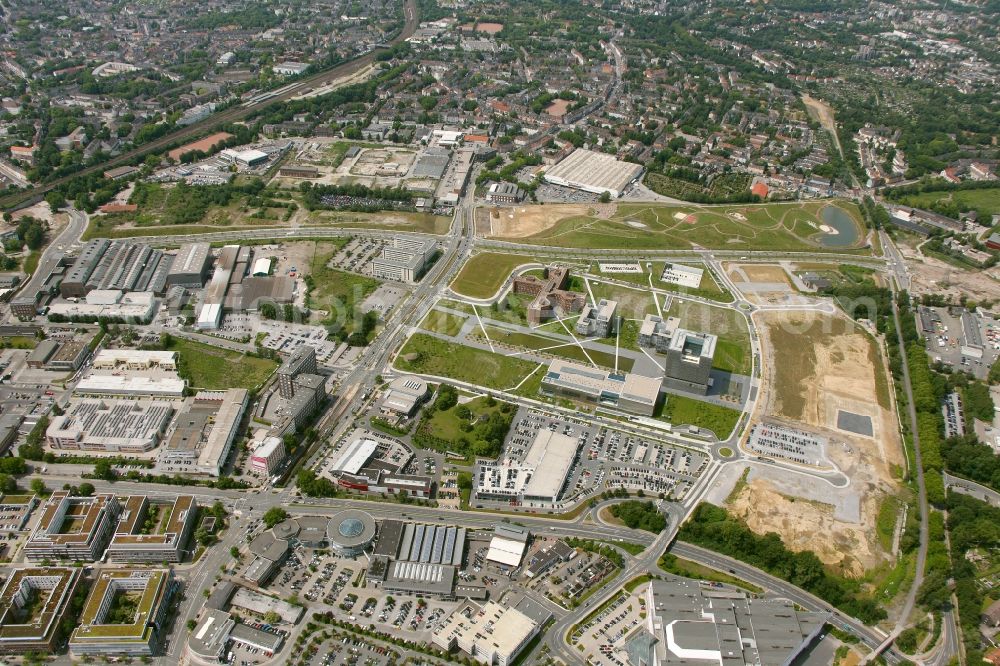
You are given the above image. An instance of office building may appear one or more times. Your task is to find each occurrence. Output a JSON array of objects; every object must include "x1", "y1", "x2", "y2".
[
  {"x1": 0, "y1": 568, "x2": 82, "y2": 655},
  {"x1": 69, "y1": 569, "x2": 175, "y2": 657},
  {"x1": 187, "y1": 608, "x2": 283, "y2": 666},
  {"x1": 575, "y1": 299, "x2": 617, "y2": 337},
  {"x1": 663, "y1": 329, "x2": 716, "y2": 395},
  {"x1": 540, "y1": 359, "x2": 661, "y2": 416},
  {"x1": 250, "y1": 436, "x2": 287, "y2": 475},
  {"x1": 45, "y1": 340, "x2": 91, "y2": 371},
  {"x1": 638, "y1": 314, "x2": 681, "y2": 353},
  {"x1": 485, "y1": 182, "x2": 525, "y2": 204},
  {"x1": 242, "y1": 531, "x2": 290, "y2": 586},
  {"x1": 107, "y1": 495, "x2": 196, "y2": 563},
  {"x1": 269, "y1": 373, "x2": 325, "y2": 437},
  {"x1": 46, "y1": 399, "x2": 174, "y2": 452},
  {"x1": 371, "y1": 237, "x2": 438, "y2": 283},
  {"x1": 512, "y1": 267, "x2": 586, "y2": 325},
  {"x1": 277, "y1": 345, "x2": 317, "y2": 398},
  {"x1": 25, "y1": 492, "x2": 122, "y2": 561},
  {"x1": 166, "y1": 243, "x2": 212, "y2": 288}
]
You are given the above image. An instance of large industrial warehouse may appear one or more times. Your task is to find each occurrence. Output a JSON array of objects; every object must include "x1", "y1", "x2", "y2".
[{"x1": 543, "y1": 148, "x2": 644, "y2": 198}]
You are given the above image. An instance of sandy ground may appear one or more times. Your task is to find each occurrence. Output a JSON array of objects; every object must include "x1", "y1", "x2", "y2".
[
  {"x1": 725, "y1": 262, "x2": 811, "y2": 306},
  {"x1": 731, "y1": 310, "x2": 903, "y2": 576},
  {"x1": 896, "y1": 237, "x2": 1000, "y2": 301},
  {"x1": 486, "y1": 203, "x2": 615, "y2": 237}
]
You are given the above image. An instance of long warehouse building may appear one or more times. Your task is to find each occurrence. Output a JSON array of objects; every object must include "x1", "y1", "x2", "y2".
[{"x1": 543, "y1": 148, "x2": 644, "y2": 199}]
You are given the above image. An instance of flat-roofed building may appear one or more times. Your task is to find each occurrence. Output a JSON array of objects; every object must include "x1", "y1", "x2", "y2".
[
  {"x1": 158, "y1": 389, "x2": 249, "y2": 477},
  {"x1": 638, "y1": 314, "x2": 680, "y2": 352},
  {"x1": 107, "y1": 495, "x2": 196, "y2": 563},
  {"x1": 46, "y1": 399, "x2": 174, "y2": 452},
  {"x1": 542, "y1": 148, "x2": 644, "y2": 199},
  {"x1": 278, "y1": 165, "x2": 319, "y2": 178},
  {"x1": 432, "y1": 599, "x2": 544, "y2": 666},
  {"x1": 277, "y1": 345, "x2": 317, "y2": 398},
  {"x1": 371, "y1": 237, "x2": 437, "y2": 283},
  {"x1": 250, "y1": 436, "x2": 286, "y2": 475},
  {"x1": 663, "y1": 329, "x2": 716, "y2": 395},
  {"x1": 92, "y1": 349, "x2": 177, "y2": 371},
  {"x1": 486, "y1": 523, "x2": 530, "y2": 569},
  {"x1": 0, "y1": 494, "x2": 39, "y2": 533},
  {"x1": 637, "y1": 579, "x2": 827, "y2": 666},
  {"x1": 74, "y1": 374, "x2": 186, "y2": 398},
  {"x1": 69, "y1": 569, "x2": 174, "y2": 657},
  {"x1": 25, "y1": 492, "x2": 122, "y2": 561},
  {"x1": 474, "y1": 430, "x2": 578, "y2": 506},
  {"x1": 382, "y1": 375, "x2": 429, "y2": 417},
  {"x1": 485, "y1": 182, "x2": 525, "y2": 204},
  {"x1": 45, "y1": 339, "x2": 91, "y2": 371},
  {"x1": 26, "y1": 339, "x2": 58, "y2": 368},
  {"x1": 166, "y1": 243, "x2": 212, "y2": 289},
  {"x1": 540, "y1": 359, "x2": 660, "y2": 416},
  {"x1": 512, "y1": 266, "x2": 586, "y2": 325},
  {"x1": 660, "y1": 263, "x2": 703, "y2": 289},
  {"x1": 0, "y1": 567, "x2": 82, "y2": 654},
  {"x1": 575, "y1": 299, "x2": 617, "y2": 338}
]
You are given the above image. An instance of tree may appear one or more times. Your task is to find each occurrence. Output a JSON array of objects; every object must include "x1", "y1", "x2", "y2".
[
  {"x1": 263, "y1": 610, "x2": 281, "y2": 625},
  {"x1": 186, "y1": 619, "x2": 197, "y2": 631},
  {"x1": 599, "y1": 191, "x2": 612, "y2": 203},
  {"x1": 77, "y1": 482, "x2": 95, "y2": 497},
  {"x1": 263, "y1": 507, "x2": 289, "y2": 528},
  {"x1": 29, "y1": 478, "x2": 47, "y2": 496},
  {"x1": 94, "y1": 459, "x2": 116, "y2": 481}
]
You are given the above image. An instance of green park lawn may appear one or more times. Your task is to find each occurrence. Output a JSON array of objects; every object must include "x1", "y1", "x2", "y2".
[
  {"x1": 419, "y1": 309, "x2": 468, "y2": 337},
  {"x1": 655, "y1": 394, "x2": 741, "y2": 439},
  {"x1": 395, "y1": 333, "x2": 540, "y2": 390},
  {"x1": 450, "y1": 252, "x2": 538, "y2": 299},
  {"x1": 515, "y1": 201, "x2": 867, "y2": 252}
]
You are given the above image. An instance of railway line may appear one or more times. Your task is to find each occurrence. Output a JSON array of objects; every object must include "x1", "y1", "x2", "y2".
[{"x1": 0, "y1": 0, "x2": 418, "y2": 211}]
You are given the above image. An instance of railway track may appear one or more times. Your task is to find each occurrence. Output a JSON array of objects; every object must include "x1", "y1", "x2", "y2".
[{"x1": 0, "y1": 0, "x2": 418, "y2": 211}]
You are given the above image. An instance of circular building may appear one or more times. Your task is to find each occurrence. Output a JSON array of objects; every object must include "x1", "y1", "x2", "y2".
[{"x1": 327, "y1": 510, "x2": 376, "y2": 556}]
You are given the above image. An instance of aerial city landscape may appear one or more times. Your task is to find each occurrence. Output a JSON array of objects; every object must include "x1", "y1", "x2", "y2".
[{"x1": 0, "y1": 0, "x2": 994, "y2": 664}]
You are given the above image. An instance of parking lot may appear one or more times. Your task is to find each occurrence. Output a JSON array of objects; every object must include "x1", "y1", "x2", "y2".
[
  {"x1": 476, "y1": 408, "x2": 708, "y2": 509},
  {"x1": 570, "y1": 584, "x2": 647, "y2": 666},
  {"x1": 527, "y1": 543, "x2": 619, "y2": 608},
  {"x1": 330, "y1": 238, "x2": 385, "y2": 276},
  {"x1": 920, "y1": 306, "x2": 999, "y2": 380}
]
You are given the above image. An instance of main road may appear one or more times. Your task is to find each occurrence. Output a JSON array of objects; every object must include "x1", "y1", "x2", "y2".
[{"x1": 0, "y1": 0, "x2": 420, "y2": 211}]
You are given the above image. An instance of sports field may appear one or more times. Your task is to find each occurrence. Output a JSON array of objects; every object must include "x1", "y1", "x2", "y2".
[{"x1": 488, "y1": 201, "x2": 867, "y2": 251}]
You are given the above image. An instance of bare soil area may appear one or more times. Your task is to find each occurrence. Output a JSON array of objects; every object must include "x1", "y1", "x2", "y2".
[
  {"x1": 486, "y1": 204, "x2": 611, "y2": 238},
  {"x1": 731, "y1": 310, "x2": 903, "y2": 576},
  {"x1": 896, "y1": 236, "x2": 1000, "y2": 301}
]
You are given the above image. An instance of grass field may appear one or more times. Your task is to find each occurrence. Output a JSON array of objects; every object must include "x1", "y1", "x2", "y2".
[
  {"x1": 0, "y1": 336, "x2": 37, "y2": 349},
  {"x1": 307, "y1": 241, "x2": 379, "y2": 325},
  {"x1": 419, "y1": 309, "x2": 467, "y2": 337},
  {"x1": 894, "y1": 187, "x2": 1000, "y2": 222},
  {"x1": 588, "y1": 262, "x2": 731, "y2": 303},
  {"x1": 423, "y1": 395, "x2": 507, "y2": 442},
  {"x1": 306, "y1": 210, "x2": 452, "y2": 235},
  {"x1": 395, "y1": 333, "x2": 540, "y2": 390},
  {"x1": 665, "y1": 301, "x2": 751, "y2": 374},
  {"x1": 499, "y1": 201, "x2": 867, "y2": 252},
  {"x1": 589, "y1": 282, "x2": 660, "y2": 319},
  {"x1": 655, "y1": 394, "x2": 741, "y2": 438},
  {"x1": 478, "y1": 325, "x2": 634, "y2": 372},
  {"x1": 450, "y1": 253, "x2": 539, "y2": 299},
  {"x1": 168, "y1": 339, "x2": 278, "y2": 390}
]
